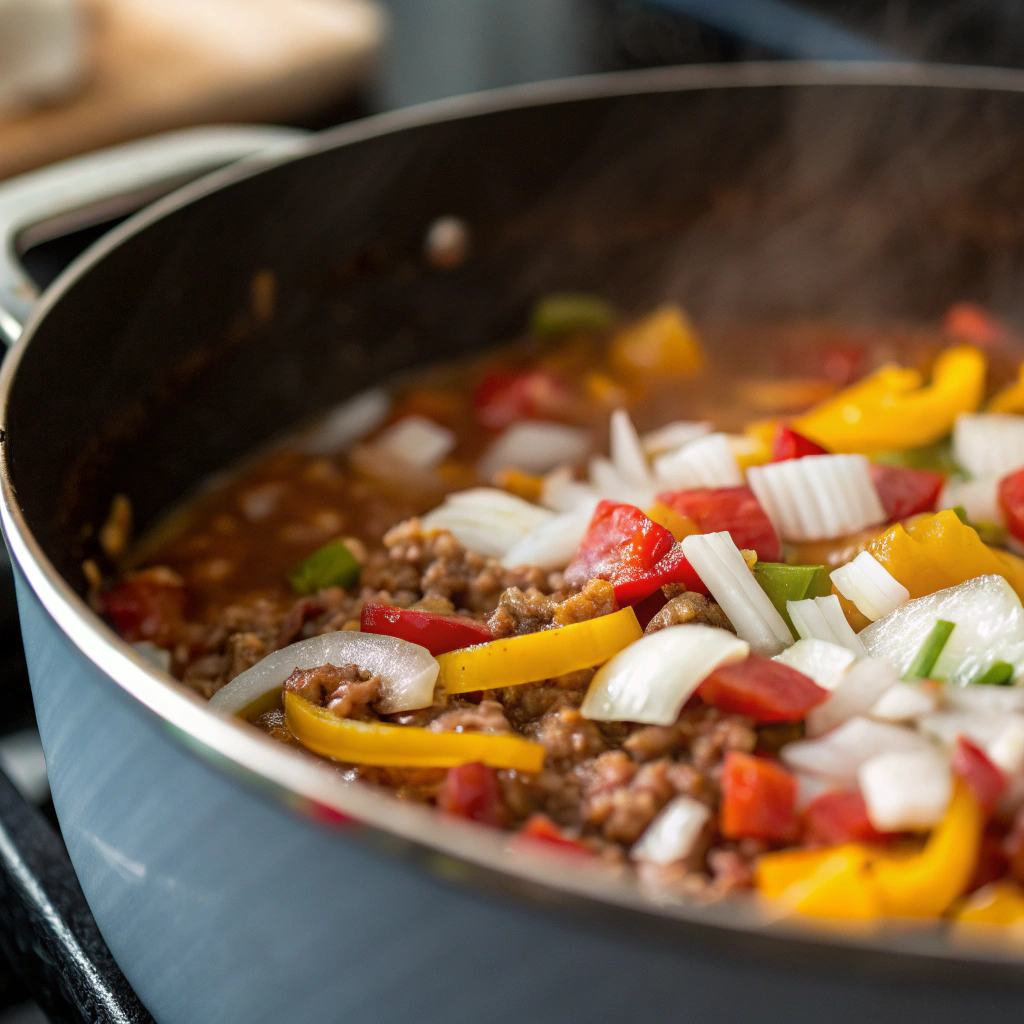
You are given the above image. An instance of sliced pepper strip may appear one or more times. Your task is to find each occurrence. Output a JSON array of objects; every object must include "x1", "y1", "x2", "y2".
[
  {"x1": 435, "y1": 606, "x2": 642, "y2": 695},
  {"x1": 284, "y1": 692, "x2": 545, "y2": 771},
  {"x1": 792, "y1": 346, "x2": 985, "y2": 453},
  {"x1": 955, "y1": 882, "x2": 1024, "y2": 925}
]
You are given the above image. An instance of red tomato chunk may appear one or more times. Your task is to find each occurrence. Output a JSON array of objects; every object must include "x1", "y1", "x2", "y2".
[
  {"x1": 656, "y1": 486, "x2": 780, "y2": 562},
  {"x1": 360, "y1": 603, "x2": 492, "y2": 656},
  {"x1": 520, "y1": 813, "x2": 591, "y2": 854},
  {"x1": 952, "y1": 735, "x2": 1006, "y2": 816},
  {"x1": 437, "y1": 762, "x2": 502, "y2": 825},
  {"x1": 870, "y1": 464, "x2": 944, "y2": 522},
  {"x1": 771, "y1": 424, "x2": 828, "y2": 462},
  {"x1": 720, "y1": 752, "x2": 798, "y2": 842},
  {"x1": 472, "y1": 369, "x2": 571, "y2": 429},
  {"x1": 697, "y1": 655, "x2": 828, "y2": 723},
  {"x1": 802, "y1": 790, "x2": 892, "y2": 846},
  {"x1": 1000, "y1": 467, "x2": 1024, "y2": 545},
  {"x1": 102, "y1": 571, "x2": 185, "y2": 647}
]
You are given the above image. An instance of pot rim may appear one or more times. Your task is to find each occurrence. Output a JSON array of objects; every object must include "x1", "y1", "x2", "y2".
[{"x1": 6, "y1": 60, "x2": 1024, "y2": 973}]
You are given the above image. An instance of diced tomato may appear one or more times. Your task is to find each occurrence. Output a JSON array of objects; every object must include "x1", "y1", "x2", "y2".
[
  {"x1": 437, "y1": 762, "x2": 502, "y2": 825},
  {"x1": 999, "y1": 467, "x2": 1024, "y2": 544},
  {"x1": 611, "y1": 544, "x2": 709, "y2": 606},
  {"x1": 102, "y1": 570, "x2": 186, "y2": 647},
  {"x1": 969, "y1": 826, "x2": 1010, "y2": 893},
  {"x1": 944, "y1": 302, "x2": 1006, "y2": 347},
  {"x1": 720, "y1": 751, "x2": 798, "y2": 842},
  {"x1": 360, "y1": 603, "x2": 492, "y2": 656},
  {"x1": 520, "y1": 813, "x2": 592, "y2": 854},
  {"x1": 656, "y1": 487, "x2": 780, "y2": 562},
  {"x1": 952, "y1": 735, "x2": 1006, "y2": 816},
  {"x1": 869, "y1": 463, "x2": 944, "y2": 522},
  {"x1": 698, "y1": 655, "x2": 828, "y2": 723},
  {"x1": 802, "y1": 790, "x2": 891, "y2": 846},
  {"x1": 472, "y1": 369, "x2": 571, "y2": 429},
  {"x1": 771, "y1": 424, "x2": 829, "y2": 462}
]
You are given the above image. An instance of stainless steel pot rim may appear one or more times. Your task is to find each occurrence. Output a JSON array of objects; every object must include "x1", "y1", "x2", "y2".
[{"x1": 5, "y1": 61, "x2": 1024, "y2": 967}]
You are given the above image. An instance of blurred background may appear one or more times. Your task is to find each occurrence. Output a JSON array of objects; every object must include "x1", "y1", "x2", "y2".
[{"x1": 2, "y1": 0, "x2": 1024, "y2": 1020}]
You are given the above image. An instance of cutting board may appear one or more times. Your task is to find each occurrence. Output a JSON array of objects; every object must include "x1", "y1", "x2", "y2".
[{"x1": 0, "y1": 0, "x2": 387, "y2": 180}]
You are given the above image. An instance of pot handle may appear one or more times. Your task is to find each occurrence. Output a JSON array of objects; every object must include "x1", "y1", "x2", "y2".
[{"x1": 0, "y1": 125, "x2": 307, "y2": 346}]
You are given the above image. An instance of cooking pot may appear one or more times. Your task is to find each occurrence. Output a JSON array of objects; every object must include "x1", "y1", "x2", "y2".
[{"x1": 3, "y1": 63, "x2": 1024, "y2": 1024}]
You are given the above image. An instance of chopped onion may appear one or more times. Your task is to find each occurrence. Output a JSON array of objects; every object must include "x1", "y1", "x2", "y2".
[
  {"x1": 830, "y1": 552, "x2": 909, "y2": 622},
  {"x1": 988, "y1": 717, "x2": 1024, "y2": 776},
  {"x1": 581, "y1": 624, "x2": 749, "y2": 725},
  {"x1": 938, "y1": 476, "x2": 1003, "y2": 526},
  {"x1": 795, "y1": 772, "x2": 840, "y2": 811},
  {"x1": 641, "y1": 420, "x2": 712, "y2": 457},
  {"x1": 787, "y1": 595, "x2": 866, "y2": 655},
  {"x1": 422, "y1": 488, "x2": 553, "y2": 557},
  {"x1": 747, "y1": 454, "x2": 886, "y2": 542},
  {"x1": 132, "y1": 641, "x2": 171, "y2": 674},
  {"x1": 209, "y1": 632, "x2": 440, "y2": 717},
  {"x1": 868, "y1": 681, "x2": 936, "y2": 723},
  {"x1": 858, "y1": 749, "x2": 952, "y2": 832},
  {"x1": 774, "y1": 638, "x2": 856, "y2": 691},
  {"x1": 589, "y1": 455, "x2": 656, "y2": 509},
  {"x1": 953, "y1": 413, "x2": 1024, "y2": 479},
  {"x1": 681, "y1": 532, "x2": 793, "y2": 656},
  {"x1": 805, "y1": 658, "x2": 899, "y2": 738},
  {"x1": 610, "y1": 409, "x2": 654, "y2": 489},
  {"x1": 781, "y1": 715, "x2": 930, "y2": 785},
  {"x1": 478, "y1": 420, "x2": 591, "y2": 479},
  {"x1": 630, "y1": 796, "x2": 711, "y2": 864},
  {"x1": 540, "y1": 466, "x2": 601, "y2": 514},
  {"x1": 372, "y1": 415, "x2": 456, "y2": 469},
  {"x1": 501, "y1": 510, "x2": 593, "y2": 570},
  {"x1": 859, "y1": 574, "x2": 1024, "y2": 685},
  {"x1": 301, "y1": 388, "x2": 390, "y2": 455},
  {"x1": 918, "y1": 709, "x2": 1007, "y2": 750},
  {"x1": 943, "y1": 684, "x2": 1024, "y2": 715},
  {"x1": 652, "y1": 433, "x2": 743, "y2": 490}
]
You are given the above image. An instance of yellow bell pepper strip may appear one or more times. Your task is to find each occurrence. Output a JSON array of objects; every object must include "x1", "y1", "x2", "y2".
[
  {"x1": 436, "y1": 606, "x2": 642, "y2": 695},
  {"x1": 284, "y1": 692, "x2": 545, "y2": 771},
  {"x1": 867, "y1": 509, "x2": 1024, "y2": 601},
  {"x1": 756, "y1": 843, "x2": 863, "y2": 899},
  {"x1": 792, "y1": 346, "x2": 986, "y2": 453},
  {"x1": 493, "y1": 468, "x2": 544, "y2": 503},
  {"x1": 955, "y1": 882, "x2": 1024, "y2": 925},
  {"x1": 756, "y1": 844, "x2": 880, "y2": 919},
  {"x1": 609, "y1": 305, "x2": 704, "y2": 377},
  {"x1": 726, "y1": 433, "x2": 772, "y2": 471},
  {"x1": 645, "y1": 502, "x2": 699, "y2": 542},
  {"x1": 988, "y1": 362, "x2": 1024, "y2": 414}
]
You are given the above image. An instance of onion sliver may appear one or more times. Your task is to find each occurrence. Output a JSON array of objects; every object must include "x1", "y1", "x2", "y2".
[
  {"x1": 938, "y1": 476, "x2": 1002, "y2": 527},
  {"x1": 830, "y1": 551, "x2": 909, "y2": 622},
  {"x1": 589, "y1": 455, "x2": 656, "y2": 509},
  {"x1": 631, "y1": 796, "x2": 710, "y2": 864},
  {"x1": 372, "y1": 415, "x2": 456, "y2": 469},
  {"x1": 868, "y1": 681, "x2": 935, "y2": 723},
  {"x1": 953, "y1": 413, "x2": 1024, "y2": 479},
  {"x1": 652, "y1": 433, "x2": 742, "y2": 490},
  {"x1": 422, "y1": 487, "x2": 553, "y2": 557},
  {"x1": 681, "y1": 531, "x2": 793, "y2": 656},
  {"x1": 773, "y1": 638, "x2": 855, "y2": 691},
  {"x1": 501, "y1": 509, "x2": 592, "y2": 570},
  {"x1": 805, "y1": 658, "x2": 898, "y2": 738},
  {"x1": 209, "y1": 632, "x2": 440, "y2": 717},
  {"x1": 610, "y1": 409, "x2": 654, "y2": 489},
  {"x1": 787, "y1": 595, "x2": 865, "y2": 655},
  {"x1": 301, "y1": 388, "x2": 390, "y2": 455},
  {"x1": 540, "y1": 466, "x2": 601, "y2": 513},
  {"x1": 581, "y1": 624, "x2": 749, "y2": 725},
  {"x1": 858, "y1": 748, "x2": 951, "y2": 832},
  {"x1": 641, "y1": 420, "x2": 712, "y2": 457},
  {"x1": 479, "y1": 420, "x2": 591, "y2": 479}
]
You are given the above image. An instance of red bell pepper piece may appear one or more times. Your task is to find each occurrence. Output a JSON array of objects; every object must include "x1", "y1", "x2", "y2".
[
  {"x1": 720, "y1": 751, "x2": 798, "y2": 842},
  {"x1": 360, "y1": 603, "x2": 492, "y2": 656},
  {"x1": 802, "y1": 790, "x2": 892, "y2": 846},
  {"x1": 771, "y1": 424, "x2": 829, "y2": 462},
  {"x1": 656, "y1": 486, "x2": 780, "y2": 562},
  {"x1": 944, "y1": 302, "x2": 1006, "y2": 346},
  {"x1": 472, "y1": 368, "x2": 571, "y2": 429},
  {"x1": 437, "y1": 762, "x2": 502, "y2": 825},
  {"x1": 520, "y1": 813, "x2": 592, "y2": 854},
  {"x1": 969, "y1": 826, "x2": 1011, "y2": 893},
  {"x1": 697, "y1": 654, "x2": 828, "y2": 723},
  {"x1": 952, "y1": 735, "x2": 1006, "y2": 816},
  {"x1": 869, "y1": 463, "x2": 944, "y2": 522},
  {"x1": 103, "y1": 570, "x2": 186, "y2": 647},
  {"x1": 1000, "y1": 467, "x2": 1024, "y2": 544}
]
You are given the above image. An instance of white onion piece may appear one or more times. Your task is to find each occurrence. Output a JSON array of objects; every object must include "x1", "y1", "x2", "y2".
[
  {"x1": 787, "y1": 595, "x2": 866, "y2": 655},
  {"x1": 540, "y1": 466, "x2": 601, "y2": 514},
  {"x1": 422, "y1": 488, "x2": 553, "y2": 557},
  {"x1": 610, "y1": 409, "x2": 654, "y2": 489},
  {"x1": 868, "y1": 681, "x2": 936, "y2": 723},
  {"x1": 858, "y1": 749, "x2": 952, "y2": 832},
  {"x1": 479, "y1": 421, "x2": 591, "y2": 479},
  {"x1": 943, "y1": 684, "x2": 1024, "y2": 715},
  {"x1": 918, "y1": 710, "x2": 1008, "y2": 751},
  {"x1": 631, "y1": 796, "x2": 711, "y2": 864},
  {"x1": 939, "y1": 476, "x2": 1003, "y2": 526},
  {"x1": 501, "y1": 510, "x2": 592, "y2": 570},
  {"x1": 747, "y1": 454, "x2": 886, "y2": 542},
  {"x1": 781, "y1": 716, "x2": 930, "y2": 785},
  {"x1": 641, "y1": 420, "x2": 712, "y2": 457},
  {"x1": 989, "y1": 718, "x2": 1024, "y2": 776},
  {"x1": 682, "y1": 532, "x2": 793, "y2": 656},
  {"x1": 132, "y1": 641, "x2": 171, "y2": 674},
  {"x1": 860, "y1": 574, "x2": 1024, "y2": 685},
  {"x1": 589, "y1": 455, "x2": 656, "y2": 509},
  {"x1": 773, "y1": 638, "x2": 856, "y2": 691},
  {"x1": 794, "y1": 772, "x2": 840, "y2": 811},
  {"x1": 830, "y1": 552, "x2": 909, "y2": 622},
  {"x1": 652, "y1": 433, "x2": 743, "y2": 490},
  {"x1": 805, "y1": 658, "x2": 899, "y2": 738},
  {"x1": 301, "y1": 388, "x2": 390, "y2": 455},
  {"x1": 581, "y1": 624, "x2": 749, "y2": 725},
  {"x1": 209, "y1": 632, "x2": 440, "y2": 717},
  {"x1": 954, "y1": 413, "x2": 1024, "y2": 479},
  {"x1": 372, "y1": 415, "x2": 456, "y2": 469}
]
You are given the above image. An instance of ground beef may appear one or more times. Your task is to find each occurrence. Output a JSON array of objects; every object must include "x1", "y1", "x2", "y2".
[
  {"x1": 488, "y1": 578, "x2": 616, "y2": 638},
  {"x1": 581, "y1": 756, "x2": 677, "y2": 844},
  {"x1": 429, "y1": 700, "x2": 510, "y2": 734},
  {"x1": 281, "y1": 663, "x2": 381, "y2": 720},
  {"x1": 644, "y1": 592, "x2": 733, "y2": 634}
]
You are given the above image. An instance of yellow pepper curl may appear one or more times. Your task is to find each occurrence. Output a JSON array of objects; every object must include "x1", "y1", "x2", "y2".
[
  {"x1": 988, "y1": 362, "x2": 1024, "y2": 414},
  {"x1": 792, "y1": 346, "x2": 985, "y2": 453}
]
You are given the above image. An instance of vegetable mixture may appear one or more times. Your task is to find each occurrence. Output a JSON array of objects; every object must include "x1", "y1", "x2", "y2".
[{"x1": 94, "y1": 297, "x2": 1024, "y2": 925}]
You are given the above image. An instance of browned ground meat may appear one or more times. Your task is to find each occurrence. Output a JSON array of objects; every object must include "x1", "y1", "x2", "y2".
[
  {"x1": 644, "y1": 592, "x2": 734, "y2": 634},
  {"x1": 282, "y1": 663, "x2": 381, "y2": 720}
]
